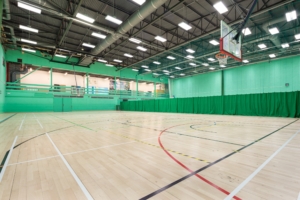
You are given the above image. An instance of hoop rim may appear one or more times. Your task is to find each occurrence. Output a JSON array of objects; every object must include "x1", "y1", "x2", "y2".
[{"x1": 215, "y1": 52, "x2": 228, "y2": 59}]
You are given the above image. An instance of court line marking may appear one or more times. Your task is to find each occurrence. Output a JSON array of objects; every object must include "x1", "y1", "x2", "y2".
[
  {"x1": 140, "y1": 119, "x2": 298, "y2": 200},
  {"x1": 7, "y1": 155, "x2": 60, "y2": 166},
  {"x1": 33, "y1": 113, "x2": 43, "y2": 129},
  {"x1": 0, "y1": 136, "x2": 18, "y2": 182},
  {"x1": 224, "y1": 129, "x2": 300, "y2": 200},
  {"x1": 19, "y1": 114, "x2": 26, "y2": 131},
  {"x1": 0, "y1": 113, "x2": 17, "y2": 124},
  {"x1": 46, "y1": 133, "x2": 93, "y2": 200}
]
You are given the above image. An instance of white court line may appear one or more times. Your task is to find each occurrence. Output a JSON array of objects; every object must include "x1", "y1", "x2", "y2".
[
  {"x1": 8, "y1": 155, "x2": 60, "y2": 166},
  {"x1": 33, "y1": 113, "x2": 43, "y2": 129},
  {"x1": 46, "y1": 133, "x2": 93, "y2": 200},
  {"x1": 224, "y1": 129, "x2": 300, "y2": 200},
  {"x1": 0, "y1": 136, "x2": 18, "y2": 182},
  {"x1": 19, "y1": 114, "x2": 26, "y2": 131}
]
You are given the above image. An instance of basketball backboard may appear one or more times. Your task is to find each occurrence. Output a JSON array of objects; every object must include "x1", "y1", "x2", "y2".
[{"x1": 220, "y1": 20, "x2": 242, "y2": 62}]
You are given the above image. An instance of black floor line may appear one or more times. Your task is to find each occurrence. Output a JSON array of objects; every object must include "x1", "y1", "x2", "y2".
[
  {"x1": 139, "y1": 119, "x2": 299, "y2": 200},
  {"x1": 0, "y1": 113, "x2": 17, "y2": 124}
]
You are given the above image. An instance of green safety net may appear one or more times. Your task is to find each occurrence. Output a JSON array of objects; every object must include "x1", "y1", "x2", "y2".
[{"x1": 120, "y1": 91, "x2": 300, "y2": 118}]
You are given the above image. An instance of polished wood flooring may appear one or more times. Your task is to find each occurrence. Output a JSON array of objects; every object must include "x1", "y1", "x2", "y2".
[{"x1": 0, "y1": 111, "x2": 299, "y2": 200}]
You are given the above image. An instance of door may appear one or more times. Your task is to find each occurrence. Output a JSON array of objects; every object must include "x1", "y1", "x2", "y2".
[{"x1": 53, "y1": 98, "x2": 72, "y2": 112}]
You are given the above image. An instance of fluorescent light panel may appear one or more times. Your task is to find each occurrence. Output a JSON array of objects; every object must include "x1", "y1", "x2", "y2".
[
  {"x1": 141, "y1": 65, "x2": 148, "y2": 68},
  {"x1": 220, "y1": 65, "x2": 226, "y2": 68},
  {"x1": 295, "y1": 34, "x2": 300, "y2": 40},
  {"x1": 105, "y1": 15, "x2": 122, "y2": 25},
  {"x1": 269, "y1": 54, "x2": 276, "y2": 58},
  {"x1": 129, "y1": 38, "x2": 141, "y2": 44},
  {"x1": 186, "y1": 55, "x2": 195, "y2": 59},
  {"x1": 268, "y1": 27, "x2": 279, "y2": 35},
  {"x1": 180, "y1": 73, "x2": 185, "y2": 76},
  {"x1": 242, "y1": 60, "x2": 249, "y2": 63},
  {"x1": 113, "y1": 59, "x2": 122, "y2": 63},
  {"x1": 21, "y1": 38, "x2": 37, "y2": 44},
  {"x1": 281, "y1": 43, "x2": 289, "y2": 48},
  {"x1": 242, "y1": 28, "x2": 251, "y2": 36},
  {"x1": 178, "y1": 22, "x2": 192, "y2": 31},
  {"x1": 213, "y1": 1, "x2": 228, "y2": 14},
  {"x1": 209, "y1": 39, "x2": 219, "y2": 45},
  {"x1": 131, "y1": 0, "x2": 146, "y2": 5},
  {"x1": 175, "y1": 66, "x2": 181, "y2": 70},
  {"x1": 202, "y1": 63, "x2": 209, "y2": 66},
  {"x1": 76, "y1": 13, "x2": 95, "y2": 23},
  {"x1": 258, "y1": 43, "x2": 267, "y2": 49},
  {"x1": 124, "y1": 53, "x2": 133, "y2": 58},
  {"x1": 19, "y1": 25, "x2": 38, "y2": 33},
  {"x1": 145, "y1": 69, "x2": 151, "y2": 72},
  {"x1": 170, "y1": 76, "x2": 175, "y2": 78},
  {"x1": 132, "y1": 69, "x2": 139, "y2": 71},
  {"x1": 98, "y1": 59, "x2": 107, "y2": 63},
  {"x1": 286, "y1": 10, "x2": 297, "y2": 22},
  {"x1": 91, "y1": 32, "x2": 106, "y2": 39},
  {"x1": 153, "y1": 73, "x2": 160, "y2": 75},
  {"x1": 155, "y1": 36, "x2": 167, "y2": 42},
  {"x1": 18, "y1": 2, "x2": 41, "y2": 14},
  {"x1": 209, "y1": 67, "x2": 215, "y2": 70},
  {"x1": 22, "y1": 48, "x2": 36, "y2": 53},
  {"x1": 55, "y1": 54, "x2": 66, "y2": 58},
  {"x1": 186, "y1": 48, "x2": 195, "y2": 53},
  {"x1": 208, "y1": 58, "x2": 215, "y2": 61},
  {"x1": 163, "y1": 70, "x2": 169, "y2": 73},
  {"x1": 153, "y1": 61, "x2": 161, "y2": 65},
  {"x1": 137, "y1": 46, "x2": 147, "y2": 51},
  {"x1": 82, "y1": 43, "x2": 95, "y2": 48},
  {"x1": 106, "y1": 64, "x2": 114, "y2": 67},
  {"x1": 167, "y1": 56, "x2": 175, "y2": 60},
  {"x1": 189, "y1": 63, "x2": 196, "y2": 66}
]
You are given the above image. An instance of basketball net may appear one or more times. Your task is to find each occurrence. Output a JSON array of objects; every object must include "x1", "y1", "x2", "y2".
[{"x1": 215, "y1": 52, "x2": 228, "y2": 65}]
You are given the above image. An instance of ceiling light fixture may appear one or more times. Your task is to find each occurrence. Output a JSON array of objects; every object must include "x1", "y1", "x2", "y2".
[
  {"x1": 167, "y1": 56, "x2": 175, "y2": 60},
  {"x1": 186, "y1": 55, "x2": 195, "y2": 59},
  {"x1": 105, "y1": 15, "x2": 123, "y2": 25},
  {"x1": 294, "y1": 34, "x2": 300, "y2": 40},
  {"x1": 153, "y1": 61, "x2": 161, "y2": 65},
  {"x1": 21, "y1": 38, "x2": 37, "y2": 44},
  {"x1": 170, "y1": 76, "x2": 175, "y2": 78},
  {"x1": 19, "y1": 25, "x2": 38, "y2": 33},
  {"x1": 132, "y1": 69, "x2": 139, "y2": 71},
  {"x1": 141, "y1": 65, "x2": 149, "y2": 68},
  {"x1": 129, "y1": 38, "x2": 141, "y2": 44},
  {"x1": 18, "y1": 2, "x2": 41, "y2": 14},
  {"x1": 242, "y1": 28, "x2": 251, "y2": 36},
  {"x1": 180, "y1": 73, "x2": 185, "y2": 76},
  {"x1": 286, "y1": 10, "x2": 297, "y2": 22},
  {"x1": 209, "y1": 67, "x2": 215, "y2": 70},
  {"x1": 82, "y1": 43, "x2": 95, "y2": 48},
  {"x1": 113, "y1": 59, "x2": 122, "y2": 63},
  {"x1": 145, "y1": 69, "x2": 151, "y2": 72},
  {"x1": 202, "y1": 63, "x2": 209, "y2": 66},
  {"x1": 22, "y1": 48, "x2": 36, "y2": 53},
  {"x1": 131, "y1": 0, "x2": 146, "y2": 5},
  {"x1": 155, "y1": 36, "x2": 167, "y2": 42},
  {"x1": 258, "y1": 43, "x2": 267, "y2": 49},
  {"x1": 281, "y1": 43, "x2": 289, "y2": 48},
  {"x1": 209, "y1": 39, "x2": 219, "y2": 45},
  {"x1": 208, "y1": 58, "x2": 215, "y2": 61},
  {"x1": 137, "y1": 46, "x2": 147, "y2": 51},
  {"x1": 189, "y1": 63, "x2": 196, "y2": 66},
  {"x1": 55, "y1": 54, "x2": 66, "y2": 58},
  {"x1": 178, "y1": 22, "x2": 192, "y2": 31},
  {"x1": 76, "y1": 13, "x2": 95, "y2": 23},
  {"x1": 213, "y1": 1, "x2": 228, "y2": 14},
  {"x1": 91, "y1": 32, "x2": 106, "y2": 39},
  {"x1": 268, "y1": 27, "x2": 279, "y2": 35},
  {"x1": 186, "y1": 48, "x2": 195, "y2": 53},
  {"x1": 124, "y1": 53, "x2": 133, "y2": 58},
  {"x1": 163, "y1": 70, "x2": 169, "y2": 73},
  {"x1": 220, "y1": 65, "x2": 226, "y2": 68},
  {"x1": 106, "y1": 64, "x2": 114, "y2": 67},
  {"x1": 175, "y1": 66, "x2": 181, "y2": 70},
  {"x1": 242, "y1": 60, "x2": 249, "y2": 63},
  {"x1": 269, "y1": 54, "x2": 276, "y2": 58},
  {"x1": 98, "y1": 59, "x2": 107, "y2": 63}
]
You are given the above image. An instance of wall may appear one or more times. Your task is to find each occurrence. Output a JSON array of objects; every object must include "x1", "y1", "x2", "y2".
[
  {"x1": 171, "y1": 56, "x2": 300, "y2": 98},
  {"x1": 0, "y1": 44, "x2": 5, "y2": 112}
]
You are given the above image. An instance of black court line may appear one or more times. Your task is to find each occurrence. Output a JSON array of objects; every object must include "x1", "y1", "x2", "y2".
[
  {"x1": 0, "y1": 113, "x2": 17, "y2": 124},
  {"x1": 190, "y1": 124, "x2": 216, "y2": 133},
  {"x1": 139, "y1": 119, "x2": 299, "y2": 200}
]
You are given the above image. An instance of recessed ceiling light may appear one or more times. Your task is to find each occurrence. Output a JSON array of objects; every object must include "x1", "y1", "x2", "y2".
[
  {"x1": 186, "y1": 55, "x2": 195, "y2": 59},
  {"x1": 19, "y1": 25, "x2": 38, "y2": 33},
  {"x1": 258, "y1": 43, "x2": 267, "y2": 49},
  {"x1": 220, "y1": 65, "x2": 226, "y2": 68},
  {"x1": 175, "y1": 66, "x2": 181, "y2": 70},
  {"x1": 178, "y1": 22, "x2": 192, "y2": 31},
  {"x1": 295, "y1": 34, "x2": 300, "y2": 40},
  {"x1": 55, "y1": 54, "x2": 67, "y2": 58},
  {"x1": 98, "y1": 59, "x2": 107, "y2": 63},
  {"x1": 242, "y1": 28, "x2": 251, "y2": 36},
  {"x1": 82, "y1": 43, "x2": 95, "y2": 48},
  {"x1": 105, "y1": 15, "x2": 122, "y2": 25},
  {"x1": 167, "y1": 56, "x2": 175, "y2": 60},
  {"x1": 186, "y1": 49, "x2": 195, "y2": 53},
  {"x1": 131, "y1": 0, "x2": 146, "y2": 5},
  {"x1": 141, "y1": 65, "x2": 149, "y2": 68},
  {"x1": 21, "y1": 38, "x2": 37, "y2": 44},
  {"x1": 91, "y1": 32, "x2": 106, "y2": 39},
  {"x1": 286, "y1": 10, "x2": 297, "y2": 22},
  {"x1": 124, "y1": 53, "x2": 133, "y2": 58},
  {"x1": 153, "y1": 61, "x2": 161, "y2": 65},
  {"x1": 208, "y1": 58, "x2": 215, "y2": 61},
  {"x1": 155, "y1": 36, "x2": 167, "y2": 42},
  {"x1": 106, "y1": 64, "x2": 114, "y2": 67},
  {"x1": 18, "y1": 2, "x2": 41, "y2": 14},
  {"x1": 209, "y1": 39, "x2": 219, "y2": 45},
  {"x1": 113, "y1": 59, "x2": 122, "y2": 63},
  {"x1": 76, "y1": 13, "x2": 95, "y2": 23},
  {"x1": 268, "y1": 27, "x2": 279, "y2": 35},
  {"x1": 129, "y1": 38, "x2": 141, "y2": 44},
  {"x1": 189, "y1": 63, "x2": 196, "y2": 66},
  {"x1": 213, "y1": 1, "x2": 228, "y2": 14},
  {"x1": 202, "y1": 63, "x2": 209, "y2": 66},
  {"x1": 269, "y1": 54, "x2": 276, "y2": 58},
  {"x1": 137, "y1": 46, "x2": 147, "y2": 51},
  {"x1": 242, "y1": 60, "x2": 249, "y2": 63},
  {"x1": 281, "y1": 43, "x2": 289, "y2": 48},
  {"x1": 180, "y1": 73, "x2": 185, "y2": 76},
  {"x1": 22, "y1": 48, "x2": 36, "y2": 53},
  {"x1": 209, "y1": 67, "x2": 215, "y2": 70},
  {"x1": 145, "y1": 69, "x2": 151, "y2": 72},
  {"x1": 132, "y1": 68, "x2": 139, "y2": 71}
]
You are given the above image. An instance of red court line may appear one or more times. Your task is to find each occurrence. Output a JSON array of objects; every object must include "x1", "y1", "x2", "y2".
[{"x1": 158, "y1": 124, "x2": 241, "y2": 200}]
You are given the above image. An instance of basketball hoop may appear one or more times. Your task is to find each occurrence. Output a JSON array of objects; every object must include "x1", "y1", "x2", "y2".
[{"x1": 215, "y1": 52, "x2": 228, "y2": 65}]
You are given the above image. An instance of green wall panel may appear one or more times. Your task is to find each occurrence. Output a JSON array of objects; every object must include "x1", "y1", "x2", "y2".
[
  {"x1": 0, "y1": 44, "x2": 5, "y2": 112},
  {"x1": 5, "y1": 97, "x2": 54, "y2": 112},
  {"x1": 120, "y1": 91, "x2": 300, "y2": 118}
]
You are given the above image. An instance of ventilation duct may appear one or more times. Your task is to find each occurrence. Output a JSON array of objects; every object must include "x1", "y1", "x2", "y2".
[{"x1": 79, "y1": 0, "x2": 169, "y2": 66}]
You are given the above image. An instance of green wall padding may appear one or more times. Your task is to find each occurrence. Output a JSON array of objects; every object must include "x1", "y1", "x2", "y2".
[{"x1": 120, "y1": 91, "x2": 300, "y2": 118}]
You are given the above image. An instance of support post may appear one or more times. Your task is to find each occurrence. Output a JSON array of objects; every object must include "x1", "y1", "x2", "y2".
[
  {"x1": 154, "y1": 82, "x2": 156, "y2": 97},
  {"x1": 50, "y1": 67, "x2": 53, "y2": 90},
  {"x1": 86, "y1": 73, "x2": 89, "y2": 94},
  {"x1": 136, "y1": 76, "x2": 138, "y2": 97},
  {"x1": 14, "y1": 66, "x2": 43, "y2": 83},
  {"x1": 221, "y1": 70, "x2": 224, "y2": 96}
]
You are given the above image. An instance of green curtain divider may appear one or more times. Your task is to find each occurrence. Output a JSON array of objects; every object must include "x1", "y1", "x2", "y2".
[{"x1": 120, "y1": 91, "x2": 300, "y2": 118}]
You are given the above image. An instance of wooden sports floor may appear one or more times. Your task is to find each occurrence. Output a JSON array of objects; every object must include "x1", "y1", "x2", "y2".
[{"x1": 0, "y1": 111, "x2": 299, "y2": 200}]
